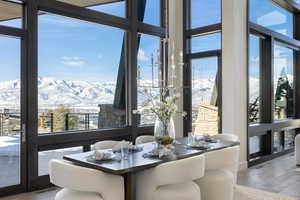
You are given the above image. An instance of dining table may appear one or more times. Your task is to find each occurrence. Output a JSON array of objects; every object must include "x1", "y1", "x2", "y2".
[{"x1": 63, "y1": 137, "x2": 240, "y2": 200}]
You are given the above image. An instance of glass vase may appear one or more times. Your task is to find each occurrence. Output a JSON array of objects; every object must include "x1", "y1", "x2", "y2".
[{"x1": 154, "y1": 117, "x2": 175, "y2": 139}]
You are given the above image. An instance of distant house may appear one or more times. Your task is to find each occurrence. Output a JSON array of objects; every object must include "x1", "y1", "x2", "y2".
[{"x1": 193, "y1": 104, "x2": 218, "y2": 136}]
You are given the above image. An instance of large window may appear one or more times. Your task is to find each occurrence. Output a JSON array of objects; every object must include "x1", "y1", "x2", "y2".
[
  {"x1": 248, "y1": 34, "x2": 261, "y2": 123},
  {"x1": 191, "y1": 0, "x2": 221, "y2": 28},
  {"x1": 0, "y1": 36, "x2": 21, "y2": 188},
  {"x1": 137, "y1": 34, "x2": 161, "y2": 125},
  {"x1": 273, "y1": 43, "x2": 294, "y2": 120},
  {"x1": 139, "y1": 0, "x2": 160, "y2": 26},
  {"x1": 38, "y1": 13, "x2": 126, "y2": 134},
  {"x1": 191, "y1": 58, "x2": 219, "y2": 135},
  {"x1": 248, "y1": 0, "x2": 300, "y2": 165},
  {"x1": 191, "y1": 33, "x2": 221, "y2": 53},
  {"x1": 0, "y1": 0, "x2": 166, "y2": 195},
  {"x1": 249, "y1": 0, "x2": 294, "y2": 37},
  {"x1": 185, "y1": 0, "x2": 222, "y2": 136}
]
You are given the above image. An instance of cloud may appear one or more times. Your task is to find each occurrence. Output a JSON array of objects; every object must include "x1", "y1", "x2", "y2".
[
  {"x1": 257, "y1": 11, "x2": 287, "y2": 27},
  {"x1": 274, "y1": 47, "x2": 291, "y2": 59},
  {"x1": 62, "y1": 61, "x2": 85, "y2": 66},
  {"x1": 62, "y1": 56, "x2": 82, "y2": 61},
  {"x1": 97, "y1": 54, "x2": 103, "y2": 59},
  {"x1": 138, "y1": 49, "x2": 149, "y2": 61},
  {"x1": 61, "y1": 57, "x2": 85, "y2": 66}
]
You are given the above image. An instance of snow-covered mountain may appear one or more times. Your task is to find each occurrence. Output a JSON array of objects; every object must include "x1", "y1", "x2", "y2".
[
  {"x1": 0, "y1": 77, "x2": 116, "y2": 111},
  {"x1": 38, "y1": 77, "x2": 115, "y2": 110},
  {"x1": 0, "y1": 80, "x2": 21, "y2": 109},
  {"x1": 0, "y1": 76, "x2": 270, "y2": 111}
]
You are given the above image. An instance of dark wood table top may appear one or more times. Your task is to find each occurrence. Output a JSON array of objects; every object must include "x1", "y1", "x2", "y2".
[{"x1": 63, "y1": 137, "x2": 240, "y2": 175}]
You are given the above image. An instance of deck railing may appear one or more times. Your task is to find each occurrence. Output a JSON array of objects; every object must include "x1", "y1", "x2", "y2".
[
  {"x1": 0, "y1": 112, "x2": 99, "y2": 136},
  {"x1": 38, "y1": 112, "x2": 99, "y2": 134}
]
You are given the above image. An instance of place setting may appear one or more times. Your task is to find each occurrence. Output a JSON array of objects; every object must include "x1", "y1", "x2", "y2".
[
  {"x1": 185, "y1": 133, "x2": 219, "y2": 150},
  {"x1": 87, "y1": 141, "x2": 144, "y2": 163},
  {"x1": 143, "y1": 137, "x2": 176, "y2": 159}
]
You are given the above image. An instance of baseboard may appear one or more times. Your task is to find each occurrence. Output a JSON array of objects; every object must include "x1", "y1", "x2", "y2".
[{"x1": 239, "y1": 161, "x2": 248, "y2": 171}]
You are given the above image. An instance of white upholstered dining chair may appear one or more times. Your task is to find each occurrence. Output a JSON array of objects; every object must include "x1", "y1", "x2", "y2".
[
  {"x1": 135, "y1": 135, "x2": 155, "y2": 145},
  {"x1": 195, "y1": 145, "x2": 240, "y2": 200},
  {"x1": 136, "y1": 155, "x2": 205, "y2": 200},
  {"x1": 49, "y1": 159, "x2": 124, "y2": 200},
  {"x1": 93, "y1": 140, "x2": 121, "y2": 150}
]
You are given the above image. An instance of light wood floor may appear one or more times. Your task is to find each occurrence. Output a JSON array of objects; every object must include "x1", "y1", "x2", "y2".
[
  {"x1": 238, "y1": 153, "x2": 300, "y2": 198},
  {"x1": 1, "y1": 153, "x2": 300, "y2": 200}
]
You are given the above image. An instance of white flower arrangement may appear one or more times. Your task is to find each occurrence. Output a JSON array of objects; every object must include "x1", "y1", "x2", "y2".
[{"x1": 133, "y1": 88, "x2": 187, "y2": 131}]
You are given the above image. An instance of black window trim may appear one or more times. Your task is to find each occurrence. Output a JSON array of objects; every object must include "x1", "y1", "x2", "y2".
[
  {"x1": 0, "y1": 0, "x2": 166, "y2": 195},
  {"x1": 247, "y1": 0, "x2": 300, "y2": 166}
]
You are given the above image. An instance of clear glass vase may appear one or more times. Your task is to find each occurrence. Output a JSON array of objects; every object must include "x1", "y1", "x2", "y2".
[{"x1": 154, "y1": 117, "x2": 175, "y2": 139}]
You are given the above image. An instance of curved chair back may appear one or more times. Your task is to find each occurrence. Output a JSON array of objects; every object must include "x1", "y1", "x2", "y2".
[
  {"x1": 93, "y1": 140, "x2": 121, "y2": 150},
  {"x1": 49, "y1": 159, "x2": 102, "y2": 193},
  {"x1": 49, "y1": 159, "x2": 125, "y2": 200},
  {"x1": 154, "y1": 154, "x2": 205, "y2": 186},
  {"x1": 135, "y1": 135, "x2": 155, "y2": 145},
  {"x1": 213, "y1": 134, "x2": 239, "y2": 142},
  {"x1": 205, "y1": 145, "x2": 240, "y2": 181}
]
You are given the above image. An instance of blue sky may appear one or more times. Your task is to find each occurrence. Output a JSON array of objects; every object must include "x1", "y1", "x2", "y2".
[
  {"x1": 0, "y1": 0, "x2": 294, "y2": 83},
  {"x1": 192, "y1": 58, "x2": 218, "y2": 81},
  {"x1": 250, "y1": 0, "x2": 294, "y2": 37},
  {"x1": 0, "y1": 0, "x2": 162, "y2": 83},
  {"x1": 0, "y1": 37, "x2": 20, "y2": 81},
  {"x1": 249, "y1": 35, "x2": 260, "y2": 78}
]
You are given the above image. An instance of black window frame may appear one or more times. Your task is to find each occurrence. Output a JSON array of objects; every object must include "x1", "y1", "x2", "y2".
[
  {"x1": 247, "y1": 0, "x2": 300, "y2": 166},
  {"x1": 0, "y1": 0, "x2": 27, "y2": 196},
  {"x1": 0, "y1": 0, "x2": 166, "y2": 196},
  {"x1": 183, "y1": 0, "x2": 222, "y2": 136}
]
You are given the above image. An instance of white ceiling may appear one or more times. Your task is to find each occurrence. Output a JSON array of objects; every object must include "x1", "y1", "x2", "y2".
[
  {"x1": 0, "y1": 1, "x2": 22, "y2": 22},
  {"x1": 0, "y1": 0, "x2": 122, "y2": 22}
]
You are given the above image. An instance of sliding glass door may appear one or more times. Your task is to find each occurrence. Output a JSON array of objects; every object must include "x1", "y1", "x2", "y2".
[
  {"x1": 0, "y1": 35, "x2": 25, "y2": 190},
  {"x1": 0, "y1": 0, "x2": 25, "y2": 192}
]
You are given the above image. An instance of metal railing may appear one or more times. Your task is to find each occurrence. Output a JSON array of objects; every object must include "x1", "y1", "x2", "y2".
[
  {"x1": 0, "y1": 113, "x2": 21, "y2": 136},
  {"x1": 0, "y1": 112, "x2": 100, "y2": 136},
  {"x1": 38, "y1": 112, "x2": 99, "y2": 134}
]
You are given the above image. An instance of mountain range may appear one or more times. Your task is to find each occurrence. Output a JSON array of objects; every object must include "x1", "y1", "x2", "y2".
[{"x1": 0, "y1": 77, "x2": 236, "y2": 111}]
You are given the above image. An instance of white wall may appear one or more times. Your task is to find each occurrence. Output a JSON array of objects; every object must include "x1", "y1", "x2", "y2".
[
  {"x1": 222, "y1": 0, "x2": 248, "y2": 170},
  {"x1": 168, "y1": 0, "x2": 184, "y2": 138}
]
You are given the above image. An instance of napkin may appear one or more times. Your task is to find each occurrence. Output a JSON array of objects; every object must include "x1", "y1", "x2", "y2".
[
  {"x1": 93, "y1": 150, "x2": 113, "y2": 160},
  {"x1": 158, "y1": 147, "x2": 173, "y2": 158}
]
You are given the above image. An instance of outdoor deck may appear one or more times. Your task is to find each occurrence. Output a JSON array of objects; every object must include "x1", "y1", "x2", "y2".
[{"x1": 0, "y1": 136, "x2": 81, "y2": 188}]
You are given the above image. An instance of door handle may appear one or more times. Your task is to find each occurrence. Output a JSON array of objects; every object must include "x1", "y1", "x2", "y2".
[{"x1": 21, "y1": 123, "x2": 26, "y2": 143}]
